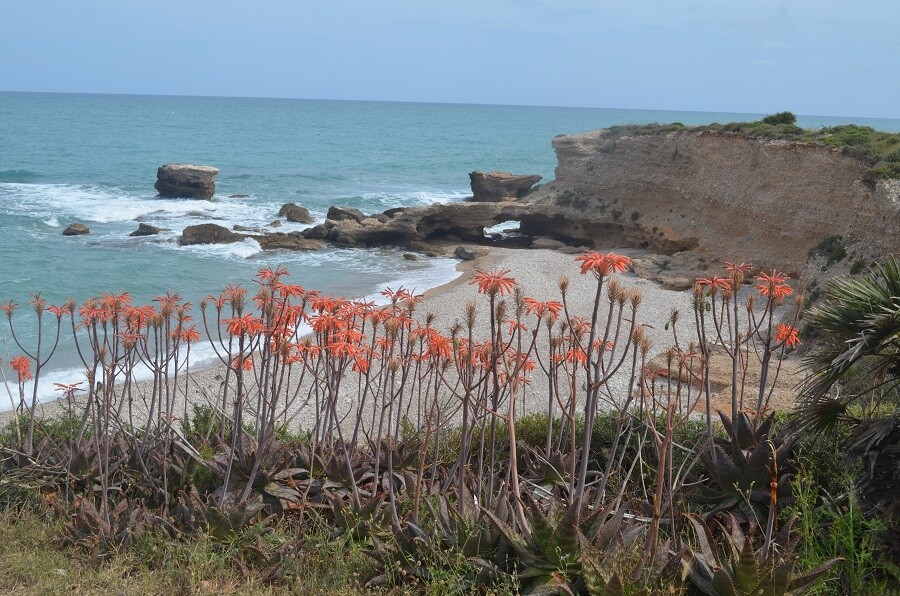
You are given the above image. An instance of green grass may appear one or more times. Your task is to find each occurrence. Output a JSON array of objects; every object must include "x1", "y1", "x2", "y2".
[
  {"x1": 597, "y1": 113, "x2": 900, "y2": 179},
  {"x1": 0, "y1": 504, "x2": 381, "y2": 595}
]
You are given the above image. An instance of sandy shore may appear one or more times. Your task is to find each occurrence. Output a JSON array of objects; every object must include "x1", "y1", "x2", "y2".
[{"x1": 6, "y1": 246, "x2": 702, "y2": 432}]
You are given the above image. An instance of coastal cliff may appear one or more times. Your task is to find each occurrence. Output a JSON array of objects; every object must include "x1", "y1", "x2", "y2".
[{"x1": 527, "y1": 127, "x2": 900, "y2": 283}]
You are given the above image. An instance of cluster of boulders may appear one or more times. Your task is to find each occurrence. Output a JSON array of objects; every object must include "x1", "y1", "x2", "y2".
[{"x1": 58, "y1": 163, "x2": 708, "y2": 288}]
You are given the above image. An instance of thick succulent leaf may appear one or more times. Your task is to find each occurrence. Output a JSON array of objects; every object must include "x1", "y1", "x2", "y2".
[
  {"x1": 786, "y1": 558, "x2": 841, "y2": 593},
  {"x1": 686, "y1": 514, "x2": 718, "y2": 561},
  {"x1": 581, "y1": 543, "x2": 608, "y2": 594},
  {"x1": 760, "y1": 560, "x2": 793, "y2": 596},
  {"x1": 712, "y1": 447, "x2": 744, "y2": 488},
  {"x1": 483, "y1": 507, "x2": 539, "y2": 565},
  {"x1": 734, "y1": 537, "x2": 759, "y2": 594},
  {"x1": 593, "y1": 506, "x2": 627, "y2": 548},
  {"x1": 734, "y1": 412, "x2": 756, "y2": 450},
  {"x1": 711, "y1": 569, "x2": 739, "y2": 596},
  {"x1": 757, "y1": 414, "x2": 775, "y2": 442},
  {"x1": 263, "y1": 482, "x2": 301, "y2": 503},
  {"x1": 600, "y1": 572, "x2": 625, "y2": 596}
]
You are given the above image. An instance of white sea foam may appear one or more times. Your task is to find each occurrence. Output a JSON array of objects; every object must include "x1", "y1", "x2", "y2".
[
  {"x1": 175, "y1": 237, "x2": 263, "y2": 260},
  {"x1": 365, "y1": 257, "x2": 460, "y2": 305},
  {"x1": 0, "y1": 340, "x2": 228, "y2": 412},
  {"x1": 42, "y1": 216, "x2": 60, "y2": 228},
  {"x1": 1, "y1": 182, "x2": 314, "y2": 231},
  {"x1": 356, "y1": 188, "x2": 469, "y2": 209}
]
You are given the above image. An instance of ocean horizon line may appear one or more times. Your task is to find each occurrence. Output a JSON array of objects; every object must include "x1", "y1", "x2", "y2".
[{"x1": 6, "y1": 88, "x2": 900, "y2": 123}]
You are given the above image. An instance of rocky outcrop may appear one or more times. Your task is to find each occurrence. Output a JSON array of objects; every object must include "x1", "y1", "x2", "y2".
[
  {"x1": 255, "y1": 233, "x2": 323, "y2": 251},
  {"x1": 130, "y1": 223, "x2": 167, "y2": 236},
  {"x1": 469, "y1": 171, "x2": 542, "y2": 202},
  {"x1": 155, "y1": 164, "x2": 219, "y2": 200},
  {"x1": 298, "y1": 200, "x2": 686, "y2": 256},
  {"x1": 62, "y1": 223, "x2": 90, "y2": 236},
  {"x1": 180, "y1": 224, "x2": 243, "y2": 245},
  {"x1": 179, "y1": 223, "x2": 322, "y2": 250},
  {"x1": 527, "y1": 129, "x2": 900, "y2": 282},
  {"x1": 278, "y1": 203, "x2": 314, "y2": 224},
  {"x1": 326, "y1": 206, "x2": 367, "y2": 223}
]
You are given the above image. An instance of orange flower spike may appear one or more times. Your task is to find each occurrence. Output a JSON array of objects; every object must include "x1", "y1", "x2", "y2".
[
  {"x1": 507, "y1": 320, "x2": 527, "y2": 334},
  {"x1": 0, "y1": 300, "x2": 17, "y2": 317},
  {"x1": 180, "y1": 326, "x2": 200, "y2": 343},
  {"x1": 523, "y1": 297, "x2": 563, "y2": 320},
  {"x1": 775, "y1": 324, "x2": 800, "y2": 348},
  {"x1": 695, "y1": 275, "x2": 732, "y2": 293},
  {"x1": 724, "y1": 261, "x2": 753, "y2": 274},
  {"x1": 470, "y1": 269, "x2": 517, "y2": 296},
  {"x1": 29, "y1": 293, "x2": 47, "y2": 316},
  {"x1": 47, "y1": 304, "x2": 71, "y2": 319},
  {"x1": 10, "y1": 355, "x2": 32, "y2": 382},
  {"x1": 224, "y1": 314, "x2": 265, "y2": 336},
  {"x1": 576, "y1": 251, "x2": 632, "y2": 277},
  {"x1": 256, "y1": 266, "x2": 290, "y2": 282},
  {"x1": 755, "y1": 270, "x2": 794, "y2": 300}
]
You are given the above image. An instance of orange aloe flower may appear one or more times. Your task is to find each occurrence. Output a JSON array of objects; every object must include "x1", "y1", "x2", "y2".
[
  {"x1": 695, "y1": 275, "x2": 732, "y2": 293},
  {"x1": 257, "y1": 266, "x2": 290, "y2": 282},
  {"x1": 775, "y1": 323, "x2": 800, "y2": 348},
  {"x1": 224, "y1": 314, "x2": 265, "y2": 336},
  {"x1": 755, "y1": 270, "x2": 793, "y2": 300},
  {"x1": 10, "y1": 355, "x2": 32, "y2": 382},
  {"x1": 179, "y1": 326, "x2": 200, "y2": 343},
  {"x1": 576, "y1": 251, "x2": 631, "y2": 277},
  {"x1": 470, "y1": 269, "x2": 517, "y2": 296},
  {"x1": 724, "y1": 261, "x2": 753, "y2": 274},
  {"x1": 232, "y1": 356, "x2": 253, "y2": 371},
  {"x1": 47, "y1": 304, "x2": 71, "y2": 319},
  {"x1": 523, "y1": 297, "x2": 563, "y2": 320}
]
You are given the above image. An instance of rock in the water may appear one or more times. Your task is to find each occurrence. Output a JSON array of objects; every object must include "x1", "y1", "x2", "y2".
[
  {"x1": 62, "y1": 223, "x2": 90, "y2": 236},
  {"x1": 179, "y1": 223, "x2": 243, "y2": 245},
  {"x1": 233, "y1": 224, "x2": 264, "y2": 234},
  {"x1": 268, "y1": 220, "x2": 282, "y2": 228},
  {"x1": 255, "y1": 233, "x2": 324, "y2": 251},
  {"x1": 130, "y1": 223, "x2": 167, "y2": 237},
  {"x1": 402, "y1": 253, "x2": 418, "y2": 261},
  {"x1": 454, "y1": 246, "x2": 478, "y2": 260},
  {"x1": 469, "y1": 171, "x2": 542, "y2": 202},
  {"x1": 229, "y1": 193, "x2": 250, "y2": 198},
  {"x1": 155, "y1": 164, "x2": 219, "y2": 200},
  {"x1": 278, "y1": 202, "x2": 314, "y2": 224},
  {"x1": 326, "y1": 206, "x2": 367, "y2": 223}
]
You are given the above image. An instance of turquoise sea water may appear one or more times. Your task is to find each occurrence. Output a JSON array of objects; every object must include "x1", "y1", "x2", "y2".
[{"x1": 2, "y1": 91, "x2": 899, "y2": 403}]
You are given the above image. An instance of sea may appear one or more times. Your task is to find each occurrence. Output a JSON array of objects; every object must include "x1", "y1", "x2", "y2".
[{"x1": 2, "y1": 91, "x2": 899, "y2": 407}]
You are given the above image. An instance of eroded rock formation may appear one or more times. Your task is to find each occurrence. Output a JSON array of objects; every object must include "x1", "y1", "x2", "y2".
[
  {"x1": 469, "y1": 171, "x2": 542, "y2": 202},
  {"x1": 179, "y1": 223, "x2": 322, "y2": 250},
  {"x1": 155, "y1": 164, "x2": 219, "y2": 200},
  {"x1": 526, "y1": 129, "x2": 900, "y2": 282}
]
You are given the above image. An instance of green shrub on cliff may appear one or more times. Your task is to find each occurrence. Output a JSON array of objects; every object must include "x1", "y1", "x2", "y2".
[
  {"x1": 601, "y1": 114, "x2": 900, "y2": 179},
  {"x1": 762, "y1": 110, "x2": 797, "y2": 125}
]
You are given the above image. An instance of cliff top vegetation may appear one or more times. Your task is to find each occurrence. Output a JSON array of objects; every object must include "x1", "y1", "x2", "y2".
[{"x1": 599, "y1": 112, "x2": 900, "y2": 179}]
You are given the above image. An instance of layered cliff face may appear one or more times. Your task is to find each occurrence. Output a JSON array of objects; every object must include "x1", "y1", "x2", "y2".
[{"x1": 528, "y1": 129, "x2": 900, "y2": 284}]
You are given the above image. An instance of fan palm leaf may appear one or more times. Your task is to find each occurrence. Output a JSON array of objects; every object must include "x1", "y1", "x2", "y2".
[{"x1": 798, "y1": 256, "x2": 900, "y2": 431}]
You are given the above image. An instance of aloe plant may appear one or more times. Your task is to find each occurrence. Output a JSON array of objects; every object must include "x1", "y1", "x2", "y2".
[
  {"x1": 685, "y1": 514, "x2": 839, "y2": 596},
  {"x1": 697, "y1": 412, "x2": 793, "y2": 521}
]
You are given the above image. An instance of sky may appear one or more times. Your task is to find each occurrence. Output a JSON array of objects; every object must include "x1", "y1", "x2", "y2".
[{"x1": 2, "y1": 0, "x2": 898, "y2": 119}]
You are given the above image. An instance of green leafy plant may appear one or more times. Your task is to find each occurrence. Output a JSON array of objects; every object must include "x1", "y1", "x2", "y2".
[{"x1": 685, "y1": 513, "x2": 839, "y2": 595}]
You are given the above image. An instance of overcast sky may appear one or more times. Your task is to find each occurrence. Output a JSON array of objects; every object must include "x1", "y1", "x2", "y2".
[{"x1": 2, "y1": 1, "x2": 898, "y2": 118}]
